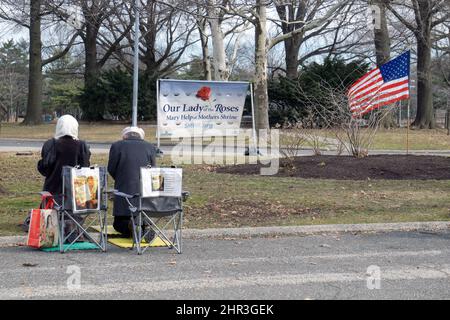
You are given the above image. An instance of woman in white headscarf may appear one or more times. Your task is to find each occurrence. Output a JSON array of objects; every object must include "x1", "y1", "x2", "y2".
[
  {"x1": 38, "y1": 115, "x2": 91, "y2": 196},
  {"x1": 34, "y1": 115, "x2": 91, "y2": 242}
]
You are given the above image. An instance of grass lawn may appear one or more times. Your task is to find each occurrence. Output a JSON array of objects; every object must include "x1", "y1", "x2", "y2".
[
  {"x1": 2, "y1": 122, "x2": 450, "y2": 150},
  {"x1": 0, "y1": 152, "x2": 449, "y2": 236},
  {"x1": 0, "y1": 122, "x2": 253, "y2": 146},
  {"x1": 372, "y1": 128, "x2": 450, "y2": 150},
  {"x1": 281, "y1": 128, "x2": 450, "y2": 151},
  {"x1": 0, "y1": 122, "x2": 157, "y2": 142}
]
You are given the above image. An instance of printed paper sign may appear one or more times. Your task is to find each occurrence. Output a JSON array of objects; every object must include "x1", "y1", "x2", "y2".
[
  {"x1": 71, "y1": 167, "x2": 100, "y2": 212},
  {"x1": 141, "y1": 167, "x2": 182, "y2": 198},
  {"x1": 158, "y1": 80, "x2": 248, "y2": 137}
]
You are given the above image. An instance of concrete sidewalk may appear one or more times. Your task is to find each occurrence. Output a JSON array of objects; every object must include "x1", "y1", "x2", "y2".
[{"x1": 2, "y1": 221, "x2": 449, "y2": 247}]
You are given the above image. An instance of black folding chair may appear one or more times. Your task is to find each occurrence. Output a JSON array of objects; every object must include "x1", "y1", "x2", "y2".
[
  {"x1": 114, "y1": 167, "x2": 188, "y2": 255},
  {"x1": 56, "y1": 166, "x2": 108, "y2": 253}
]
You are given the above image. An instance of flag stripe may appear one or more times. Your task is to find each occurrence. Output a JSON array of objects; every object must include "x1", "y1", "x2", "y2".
[
  {"x1": 351, "y1": 87, "x2": 409, "y2": 112},
  {"x1": 348, "y1": 68, "x2": 380, "y2": 95},
  {"x1": 350, "y1": 79, "x2": 409, "y2": 110},
  {"x1": 350, "y1": 76, "x2": 384, "y2": 102},
  {"x1": 354, "y1": 92, "x2": 410, "y2": 116},
  {"x1": 348, "y1": 51, "x2": 410, "y2": 116},
  {"x1": 351, "y1": 75, "x2": 407, "y2": 103}
]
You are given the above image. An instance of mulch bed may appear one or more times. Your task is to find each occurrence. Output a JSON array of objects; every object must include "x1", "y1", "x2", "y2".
[{"x1": 215, "y1": 155, "x2": 450, "y2": 180}]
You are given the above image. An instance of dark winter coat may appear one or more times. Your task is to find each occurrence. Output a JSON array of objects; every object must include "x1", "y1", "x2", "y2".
[
  {"x1": 37, "y1": 136, "x2": 91, "y2": 195},
  {"x1": 107, "y1": 137, "x2": 157, "y2": 216}
]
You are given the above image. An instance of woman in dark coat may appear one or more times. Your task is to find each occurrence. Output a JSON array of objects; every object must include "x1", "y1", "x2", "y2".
[
  {"x1": 107, "y1": 126, "x2": 157, "y2": 237},
  {"x1": 36, "y1": 115, "x2": 91, "y2": 241}
]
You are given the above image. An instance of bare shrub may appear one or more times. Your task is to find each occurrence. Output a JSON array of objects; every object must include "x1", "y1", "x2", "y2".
[
  {"x1": 278, "y1": 122, "x2": 307, "y2": 169},
  {"x1": 302, "y1": 110, "x2": 328, "y2": 156},
  {"x1": 322, "y1": 90, "x2": 393, "y2": 158},
  {"x1": 295, "y1": 80, "x2": 394, "y2": 158}
]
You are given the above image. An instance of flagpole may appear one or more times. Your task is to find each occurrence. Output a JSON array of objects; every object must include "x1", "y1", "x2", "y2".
[
  {"x1": 406, "y1": 99, "x2": 410, "y2": 155},
  {"x1": 406, "y1": 48, "x2": 411, "y2": 156}
]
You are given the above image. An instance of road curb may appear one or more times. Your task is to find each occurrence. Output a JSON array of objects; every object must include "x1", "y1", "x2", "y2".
[
  {"x1": 1, "y1": 221, "x2": 449, "y2": 246},
  {"x1": 181, "y1": 221, "x2": 450, "y2": 239}
]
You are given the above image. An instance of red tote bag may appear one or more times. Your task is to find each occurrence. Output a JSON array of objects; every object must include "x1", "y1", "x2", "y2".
[{"x1": 27, "y1": 195, "x2": 59, "y2": 249}]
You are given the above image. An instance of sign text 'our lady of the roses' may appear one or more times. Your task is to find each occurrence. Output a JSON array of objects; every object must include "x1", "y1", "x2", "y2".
[{"x1": 158, "y1": 80, "x2": 248, "y2": 137}]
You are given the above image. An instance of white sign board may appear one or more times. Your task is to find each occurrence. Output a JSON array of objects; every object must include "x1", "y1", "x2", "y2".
[
  {"x1": 141, "y1": 167, "x2": 182, "y2": 198},
  {"x1": 158, "y1": 80, "x2": 248, "y2": 137}
]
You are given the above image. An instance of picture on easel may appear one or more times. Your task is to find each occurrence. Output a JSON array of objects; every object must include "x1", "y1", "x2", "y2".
[
  {"x1": 141, "y1": 167, "x2": 182, "y2": 198},
  {"x1": 71, "y1": 167, "x2": 100, "y2": 212}
]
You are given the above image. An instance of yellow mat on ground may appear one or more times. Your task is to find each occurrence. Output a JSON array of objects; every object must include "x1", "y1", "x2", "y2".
[
  {"x1": 90, "y1": 225, "x2": 167, "y2": 248},
  {"x1": 91, "y1": 225, "x2": 121, "y2": 236},
  {"x1": 108, "y1": 237, "x2": 167, "y2": 248}
]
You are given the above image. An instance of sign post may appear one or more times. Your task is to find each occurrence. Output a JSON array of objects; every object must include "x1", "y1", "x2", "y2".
[{"x1": 249, "y1": 83, "x2": 258, "y2": 155}]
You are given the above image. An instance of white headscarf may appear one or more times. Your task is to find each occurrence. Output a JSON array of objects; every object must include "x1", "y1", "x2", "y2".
[
  {"x1": 55, "y1": 115, "x2": 79, "y2": 140},
  {"x1": 122, "y1": 126, "x2": 145, "y2": 140}
]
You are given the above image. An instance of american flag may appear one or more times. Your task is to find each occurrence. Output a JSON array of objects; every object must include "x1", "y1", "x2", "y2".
[{"x1": 348, "y1": 51, "x2": 410, "y2": 117}]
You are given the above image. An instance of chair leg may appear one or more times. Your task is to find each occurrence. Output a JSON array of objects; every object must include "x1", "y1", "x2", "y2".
[
  {"x1": 100, "y1": 210, "x2": 108, "y2": 252},
  {"x1": 175, "y1": 211, "x2": 183, "y2": 254},
  {"x1": 130, "y1": 213, "x2": 137, "y2": 253},
  {"x1": 137, "y1": 212, "x2": 143, "y2": 255},
  {"x1": 59, "y1": 210, "x2": 65, "y2": 254}
]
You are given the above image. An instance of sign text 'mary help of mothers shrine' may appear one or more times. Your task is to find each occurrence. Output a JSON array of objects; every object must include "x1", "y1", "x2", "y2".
[{"x1": 158, "y1": 80, "x2": 248, "y2": 137}]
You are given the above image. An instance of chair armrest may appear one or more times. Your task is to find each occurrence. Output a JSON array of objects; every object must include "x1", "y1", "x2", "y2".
[{"x1": 113, "y1": 191, "x2": 140, "y2": 199}]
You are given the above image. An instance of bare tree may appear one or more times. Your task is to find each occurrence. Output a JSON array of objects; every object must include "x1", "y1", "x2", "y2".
[
  {"x1": 68, "y1": 0, "x2": 133, "y2": 87},
  {"x1": 250, "y1": 0, "x2": 350, "y2": 131},
  {"x1": 205, "y1": 0, "x2": 229, "y2": 80},
  {"x1": 387, "y1": 0, "x2": 450, "y2": 129},
  {"x1": 195, "y1": 11, "x2": 212, "y2": 80},
  {"x1": 370, "y1": 0, "x2": 398, "y2": 128},
  {"x1": 136, "y1": 1, "x2": 198, "y2": 78},
  {"x1": 0, "y1": 0, "x2": 79, "y2": 124},
  {"x1": 274, "y1": 0, "x2": 367, "y2": 79}
]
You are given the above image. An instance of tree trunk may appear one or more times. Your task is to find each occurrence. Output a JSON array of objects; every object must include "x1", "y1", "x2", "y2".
[
  {"x1": 23, "y1": 0, "x2": 42, "y2": 125},
  {"x1": 373, "y1": 1, "x2": 390, "y2": 66},
  {"x1": 373, "y1": 0, "x2": 395, "y2": 128},
  {"x1": 84, "y1": 21, "x2": 100, "y2": 87},
  {"x1": 284, "y1": 36, "x2": 301, "y2": 79},
  {"x1": 413, "y1": 36, "x2": 435, "y2": 128},
  {"x1": 197, "y1": 18, "x2": 212, "y2": 81},
  {"x1": 275, "y1": 2, "x2": 306, "y2": 80},
  {"x1": 208, "y1": 3, "x2": 228, "y2": 81},
  {"x1": 254, "y1": 1, "x2": 270, "y2": 132},
  {"x1": 412, "y1": 1, "x2": 435, "y2": 129}
]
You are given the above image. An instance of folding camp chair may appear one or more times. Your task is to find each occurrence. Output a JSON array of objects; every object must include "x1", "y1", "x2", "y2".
[
  {"x1": 55, "y1": 165, "x2": 108, "y2": 253},
  {"x1": 114, "y1": 167, "x2": 188, "y2": 255}
]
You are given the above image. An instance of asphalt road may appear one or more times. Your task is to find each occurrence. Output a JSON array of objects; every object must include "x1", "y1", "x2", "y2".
[
  {"x1": 2, "y1": 138, "x2": 450, "y2": 157},
  {"x1": 1, "y1": 230, "x2": 450, "y2": 300}
]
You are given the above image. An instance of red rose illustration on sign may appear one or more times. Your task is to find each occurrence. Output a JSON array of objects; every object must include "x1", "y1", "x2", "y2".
[{"x1": 196, "y1": 86, "x2": 211, "y2": 101}]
